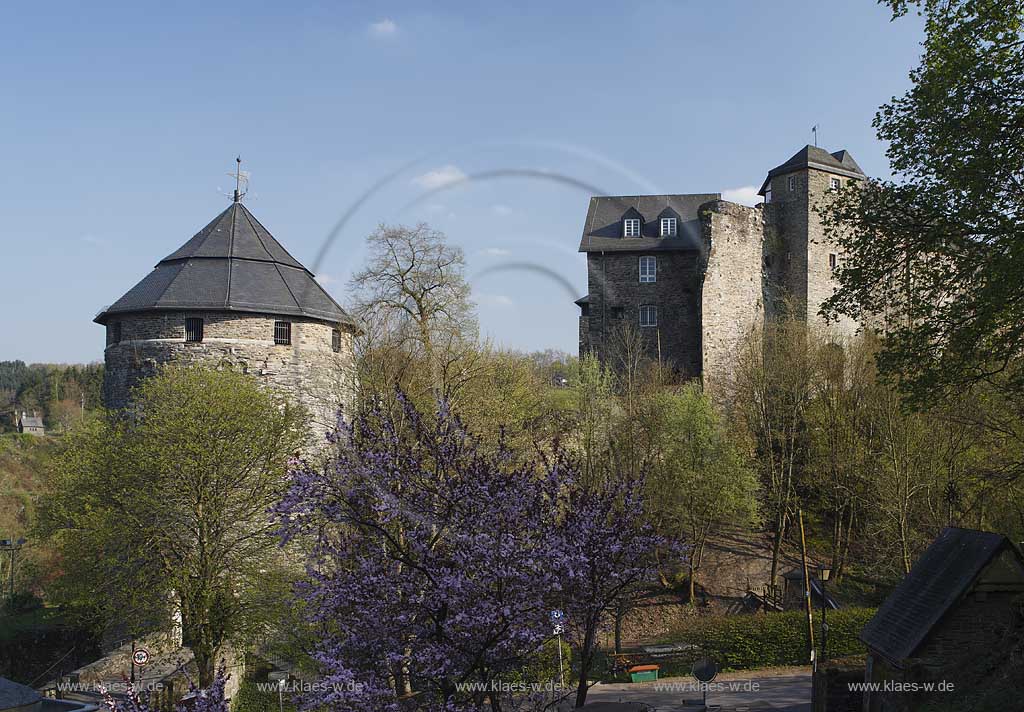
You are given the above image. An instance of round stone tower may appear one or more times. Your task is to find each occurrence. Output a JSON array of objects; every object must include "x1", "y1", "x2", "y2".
[{"x1": 95, "y1": 199, "x2": 359, "y2": 435}]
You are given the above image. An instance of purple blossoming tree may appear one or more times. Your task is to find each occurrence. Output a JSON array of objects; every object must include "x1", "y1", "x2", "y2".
[{"x1": 276, "y1": 394, "x2": 668, "y2": 711}]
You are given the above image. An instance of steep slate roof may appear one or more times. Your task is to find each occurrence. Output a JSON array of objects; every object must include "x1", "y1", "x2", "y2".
[
  {"x1": 578, "y1": 194, "x2": 720, "y2": 253},
  {"x1": 95, "y1": 202, "x2": 356, "y2": 327},
  {"x1": 18, "y1": 414, "x2": 43, "y2": 429},
  {"x1": 860, "y1": 527, "x2": 1023, "y2": 666},
  {"x1": 0, "y1": 676, "x2": 42, "y2": 708},
  {"x1": 757, "y1": 145, "x2": 866, "y2": 196}
]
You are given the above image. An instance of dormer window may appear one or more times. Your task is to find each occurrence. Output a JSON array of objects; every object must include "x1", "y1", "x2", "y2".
[
  {"x1": 660, "y1": 217, "x2": 677, "y2": 237},
  {"x1": 623, "y1": 218, "x2": 641, "y2": 237}
]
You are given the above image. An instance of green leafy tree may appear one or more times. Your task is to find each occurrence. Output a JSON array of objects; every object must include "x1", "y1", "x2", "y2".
[
  {"x1": 37, "y1": 366, "x2": 306, "y2": 686},
  {"x1": 645, "y1": 385, "x2": 759, "y2": 601},
  {"x1": 820, "y1": 0, "x2": 1024, "y2": 404}
]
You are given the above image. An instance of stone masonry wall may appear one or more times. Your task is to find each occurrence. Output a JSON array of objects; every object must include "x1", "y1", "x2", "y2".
[
  {"x1": 699, "y1": 200, "x2": 766, "y2": 392},
  {"x1": 804, "y1": 168, "x2": 859, "y2": 338},
  {"x1": 584, "y1": 250, "x2": 701, "y2": 375},
  {"x1": 103, "y1": 310, "x2": 357, "y2": 440},
  {"x1": 764, "y1": 168, "x2": 858, "y2": 339}
]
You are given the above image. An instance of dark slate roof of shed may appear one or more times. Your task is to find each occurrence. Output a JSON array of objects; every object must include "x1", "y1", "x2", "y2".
[
  {"x1": 757, "y1": 145, "x2": 866, "y2": 195},
  {"x1": 578, "y1": 194, "x2": 719, "y2": 253},
  {"x1": 860, "y1": 527, "x2": 1022, "y2": 666},
  {"x1": 19, "y1": 414, "x2": 43, "y2": 428},
  {"x1": 95, "y1": 202, "x2": 356, "y2": 327}
]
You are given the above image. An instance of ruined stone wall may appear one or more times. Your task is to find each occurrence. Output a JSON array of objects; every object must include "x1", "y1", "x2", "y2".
[
  {"x1": 103, "y1": 310, "x2": 357, "y2": 439},
  {"x1": 699, "y1": 200, "x2": 766, "y2": 391},
  {"x1": 584, "y1": 250, "x2": 701, "y2": 375}
]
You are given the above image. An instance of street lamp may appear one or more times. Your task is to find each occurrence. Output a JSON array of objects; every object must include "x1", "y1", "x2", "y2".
[
  {"x1": 818, "y1": 565, "x2": 832, "y2": 661},
  {"x1": 0, "y1": 538, "x2": 26, "y2": 601}
]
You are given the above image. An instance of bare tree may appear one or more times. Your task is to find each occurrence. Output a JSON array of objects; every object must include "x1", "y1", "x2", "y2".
[{"x1": 348, "y1": 224, "x2": 483, "y2": 412}]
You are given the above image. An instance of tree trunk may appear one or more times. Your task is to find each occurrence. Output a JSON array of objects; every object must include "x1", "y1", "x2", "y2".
[
  {"x1": 614, "y1": 604, "x2": 623, "y2": 654},
  {"x1": 574, "y1": 623, "x2": 597, "y2": 708}
]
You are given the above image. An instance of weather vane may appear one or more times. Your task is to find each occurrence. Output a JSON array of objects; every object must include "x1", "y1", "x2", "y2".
[{"x1": 231, "y1": 156, "x2": 249, "y2": 202}]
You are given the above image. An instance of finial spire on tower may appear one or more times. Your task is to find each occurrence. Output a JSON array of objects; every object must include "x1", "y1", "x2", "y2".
[{"x1": 232, "y1": 156, "x2": 247, "y2": 203}]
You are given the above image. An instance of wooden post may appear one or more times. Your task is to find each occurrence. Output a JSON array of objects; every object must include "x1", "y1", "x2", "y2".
[{"x1": 799, "y1": 509, "x2": 815, "y2": 662}]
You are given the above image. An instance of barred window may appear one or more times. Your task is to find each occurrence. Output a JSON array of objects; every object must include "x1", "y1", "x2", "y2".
[
  {"x1": 659, "y1": 218, "x2": 677, "y2": 237},
  {"x1": 623, "y1": 218, "x2": 641, "y2": 237},
  {"x1": 639, "y1": 256, "x2": 657, "y2": 283},
  {"x1": 829, "y1": 253, "x2": 838, "y2": 272},
  {"x1": 639, "y1": 305, "x2": 657, "y2": 328},
  {"x1": 274, "y1": 321, "x2": 291, "y2": 345},
  {"x1": 185, "y1": 317, "x2": 204, "y2": 343},
  {"x1": 332, "y1": 328, "x2": 342, "y2": 353}
]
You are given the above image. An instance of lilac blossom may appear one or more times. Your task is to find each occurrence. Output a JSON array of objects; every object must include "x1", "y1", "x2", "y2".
[{"x1": 275, "y1": 394, "x2": 671, "y2": 711}]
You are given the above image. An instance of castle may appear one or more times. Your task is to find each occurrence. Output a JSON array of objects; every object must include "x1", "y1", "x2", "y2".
[
  {"x1": 575, "y1": 145, "x2": 864, "y2": 383},
  {"x1": 95, "y1": 196, "x2": 358, "y2": 432}
]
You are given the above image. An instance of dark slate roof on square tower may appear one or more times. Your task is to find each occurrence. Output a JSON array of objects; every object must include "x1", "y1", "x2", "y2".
[
  {"x1": 757, "y1": 145, "x2": 866, "y2": 195},
  {"x1": 95, "y1": 202, "x2": 356, "y2": 327},
  {"x1": 859, "y1": 527, "x2": 1024, "y2": 666},
  {"x1": 578, "y1": 194, "x2": 720, "y2": 253}
]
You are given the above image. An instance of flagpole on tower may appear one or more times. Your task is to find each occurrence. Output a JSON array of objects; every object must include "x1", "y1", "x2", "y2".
[{"x1": 812, "y1": 125, "x2": 819, "y2": 147}]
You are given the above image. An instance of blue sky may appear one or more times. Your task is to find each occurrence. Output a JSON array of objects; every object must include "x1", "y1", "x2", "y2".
[{"x1": 1, "y1": 1, "x2": 924, "y2": 364}]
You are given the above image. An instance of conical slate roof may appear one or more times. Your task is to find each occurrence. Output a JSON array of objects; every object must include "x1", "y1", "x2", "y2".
[{"x1": 96, "y1": 202, "x2": 355, "y2": 326}]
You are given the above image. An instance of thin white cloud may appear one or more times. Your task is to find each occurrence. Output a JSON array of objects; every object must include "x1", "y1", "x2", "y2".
[
  {"x1": 483, "y1": 247, "x2": 511, "y2": 257},
  {"x1": 369, "y1": 18, "x2": 398, "y2": 37},
  {"x1": 81, "y1": 234, "x2": 110, "y2": 248},
  {"x1": 478, "y1": 294, "x2": 514, "y2": 307},
  {"x1": 492, "y1": 204, "x2": 513, "y2": 216},
  {"x1": 412, "y1": 164, "x2": 467, "y2": 190},
  {"x1": 722, "y1": 186, "x2": 762, "y2": 207},
  {"x1": 314, "y1": 273, "x2": 336, "y2": 286}
]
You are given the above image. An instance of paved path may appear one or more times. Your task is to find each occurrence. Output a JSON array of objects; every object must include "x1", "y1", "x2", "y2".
[{"x1": 565, "y1": 672, "x2": 811, "y2": 712}]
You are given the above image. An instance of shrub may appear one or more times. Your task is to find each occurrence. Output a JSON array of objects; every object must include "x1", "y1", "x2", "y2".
[
  {"x1": 656, "y1": 608, "x2": 877, "y2": 670},
  {"x1": 230, "y1": 678, "x2": 296, "y2": 712}
]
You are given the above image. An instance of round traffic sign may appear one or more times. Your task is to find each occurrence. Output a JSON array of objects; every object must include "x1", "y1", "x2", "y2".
[
  {"x1": 132, "y1": 649, "x2": 150, "y2": 667},
  {"x1": 691, "y1": 657, "x2": 718, "y2": 683}
]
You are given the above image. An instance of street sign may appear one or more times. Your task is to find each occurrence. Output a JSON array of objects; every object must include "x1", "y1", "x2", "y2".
[
  {"x1": 691, "y1": 657, "x2": 718, "y2": 683},
  {"x1": 132, "y1": 649, "x2": 150, "y2": 667}
]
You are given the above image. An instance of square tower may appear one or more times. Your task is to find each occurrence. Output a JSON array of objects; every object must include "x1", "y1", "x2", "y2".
[{"x1": 758, "y1": 146, "x2": 865, "y2": 336}]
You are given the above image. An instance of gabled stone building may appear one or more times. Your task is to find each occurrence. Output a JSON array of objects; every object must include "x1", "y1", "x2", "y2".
[
  {"x1": 95, "y1": 198, "x2": 358, "y2": 434},
  {"x1": 576, "y1": 145, "x2": 864, "y2": 385},
  {"x1": 15, "y1": 411, "x2": 45, "y2": 436},
  {"x1": 859, "y1": 527, "x2": 1024, "y2": 712}
]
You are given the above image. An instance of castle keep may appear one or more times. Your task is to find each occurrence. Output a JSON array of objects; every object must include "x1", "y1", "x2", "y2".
[
  {"x1": 576, "y1": 145, "x2": 864, "y2": 384},
  {"x1": 96, "y1": 198, "x2": 358, "y2": 432}
]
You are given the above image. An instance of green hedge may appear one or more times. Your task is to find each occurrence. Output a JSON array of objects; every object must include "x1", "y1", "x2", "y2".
[
  {"x1": 231, "y1": 678, "x2": 297, "y2": 712},
  {"x1": 654, "y1": 608, "x2": 877, "y2": 671}
]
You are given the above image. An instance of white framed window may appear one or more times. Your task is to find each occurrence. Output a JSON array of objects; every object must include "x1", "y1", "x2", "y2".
[
  {"x1": 639, "y1": 305, "x2": 657, "y2": 327},
  {"x1": 765, "y1": 187, "x2": 772, "y2": 204},
  {"x1": 788, "y1": 175, "x2": 797, "y2": 192},
  {"x1": 830, "y1": 177, "x2": 841, "y2": 191},
  {"x1": 659, "y1": 217, "x2": 677, "y2": 237},
  {"x1": 623, "y1": 218, "x2": 641, "y2": 237},
  {"x1": 639, "y1": 256, "x2": 656, "y2": 283}
]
